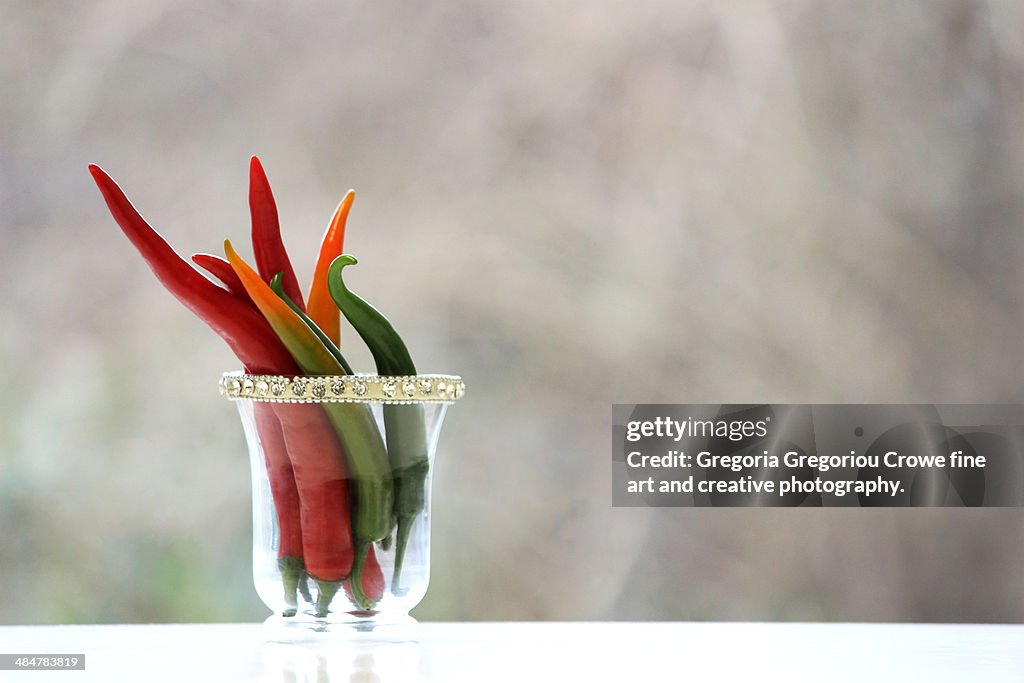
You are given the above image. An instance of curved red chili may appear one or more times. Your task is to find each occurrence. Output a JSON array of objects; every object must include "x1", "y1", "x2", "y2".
[{"x1": 89, "y1": 164, "x2": 297, "y2": 374}]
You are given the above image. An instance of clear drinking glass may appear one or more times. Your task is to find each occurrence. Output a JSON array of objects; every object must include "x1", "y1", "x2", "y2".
[{"x1": 221, "y1": 372, "x2": 464, "y2": 641}]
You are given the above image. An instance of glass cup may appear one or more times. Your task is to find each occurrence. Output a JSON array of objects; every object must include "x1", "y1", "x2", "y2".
[{"x1": 221, "y1": 372, "x2": 464, "y2": 641}]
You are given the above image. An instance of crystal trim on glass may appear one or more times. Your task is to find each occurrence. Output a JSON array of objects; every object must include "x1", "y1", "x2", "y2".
[
  {"x1": 311, "y1": 380, "x2": 327, "y2": 399},
  {"x1": 352, "y1": 379, "x2": 368, "y2": 397},
  {"x1": 220, "y1": 372, "x2": 465, "y2": 404}
]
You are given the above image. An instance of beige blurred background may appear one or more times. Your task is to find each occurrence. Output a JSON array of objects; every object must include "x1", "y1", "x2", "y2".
[{"x1": 3, "y1": 1, "x2": 1024, "y2": 624}]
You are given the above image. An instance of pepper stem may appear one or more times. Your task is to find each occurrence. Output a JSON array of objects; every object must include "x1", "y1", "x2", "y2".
[
  {"x1": 348, "y1": 540, "x2": 376, "y2": 611},
  {"x1": 298, "y1": 569, "x2": 313, "y2": 604},
  {"x1": 277, "y1": 556, "x2": 304, "y2": 617},
  {"x1": 312, "y1": 576, "x2": 344, "y2": 618},
  {"x1": 391, "y1": 516, "x2": 414, "y2": 596}
]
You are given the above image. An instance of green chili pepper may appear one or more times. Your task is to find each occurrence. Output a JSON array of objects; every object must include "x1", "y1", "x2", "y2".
[
  {"x1": 328, "y1": 254, "x2": 428, "y2": 592},
  {"x1": 381, "y1": 406, "x2": 429, "y2": 593},
  {"x1": 270, "y1": 273, "x2": 354, "y2": 375},
  {"x1": 327, "y1": 255, "x2": 415, "y2": 373}
]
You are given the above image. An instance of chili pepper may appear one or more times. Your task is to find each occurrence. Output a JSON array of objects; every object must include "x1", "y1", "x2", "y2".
[
  {"x1": 226, "y1": 241, "x2": 394, "y2": 610},
  {"x1": 327, "y1": 255, "x2": 428, "y2": 592},
  {"x1": 343, "y1": 544, "x2": 385, "y2": 610},
  {"x1": 88, "y1": 164, "x2": 307, "y2": 613},
  {"x1": 326, "y1": 255, "x2": 415, "y2": 373},
  {"x1": 381, "y1": 408, "x2": 429, "y2": 593},
  {"x1": 225, "y1": 241, "x2": 346, "y2": 372},
  {"x1": 270, "y1": 273, "x2": 354, "y2": 375},
  {"x1": 191, "y1": 253, "x2": 253, "y2": 305},
  {"x1": 273, "y1": 401, "x2": 356, "y2": 615},
  {"x1": 89, "y1": 164, "x2": 297, "y2": 374},
  {"x1": 249, "y1": 156, "x2": 305, "y2": 310},
  {"x1": 252, "y1": 403, "x2": 305, "y2": 616},
  {"x1": 307, "y1": 191, "x2": 354, "y2": 346}
]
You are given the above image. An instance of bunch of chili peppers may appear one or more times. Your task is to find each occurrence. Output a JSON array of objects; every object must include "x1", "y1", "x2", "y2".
[{"x1": 89, "y1": 158, "x2": 429, "y2": 615}]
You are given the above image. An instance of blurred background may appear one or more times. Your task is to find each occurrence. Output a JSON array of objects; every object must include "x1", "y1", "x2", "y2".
[{"x1": 2, "y1": 0, "x2": 1024, "y2": 624}]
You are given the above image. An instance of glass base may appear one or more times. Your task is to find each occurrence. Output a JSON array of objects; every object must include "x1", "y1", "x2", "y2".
[{"x1": 262, "y1": 613, "x2": 420, "y2": 644}]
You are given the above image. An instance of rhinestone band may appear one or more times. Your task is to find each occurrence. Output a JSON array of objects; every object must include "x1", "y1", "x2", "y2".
[{"x1": 220, "y1": 372, "x2": 465, "y2": 404}]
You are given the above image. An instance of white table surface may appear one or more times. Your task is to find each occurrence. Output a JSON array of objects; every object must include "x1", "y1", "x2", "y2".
[{"x1": 0, "y1": 622, "x2": 1021, "y2": 682}]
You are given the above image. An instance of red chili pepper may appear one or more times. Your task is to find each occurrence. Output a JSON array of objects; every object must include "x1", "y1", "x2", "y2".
[
  {"x1": 273, "y1": 402, "x2": 357, "y2": 615},
  {"x1": 191, "y1": 253, "x2": 253, "y2": 306},
  {"x1": 88, "y1": 164, "x2": 297, "y2": 375},
  {"x1": 249, "y1": 156, "x2": 305, "y2": 311},
  {"x1": 307, "y1": 190, "x2": 354, "y2": 346},
  {"x1": 89, "y1": 164, "x2": 309, "y2": 613},
  {"x1": 252, "y1": 403, "x2": 305, "y2": 616},
  {"x1": 344, "y1": 544, "x2": 385, "y2": 609}
]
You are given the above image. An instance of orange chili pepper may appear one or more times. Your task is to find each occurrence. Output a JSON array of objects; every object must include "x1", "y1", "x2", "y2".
[{"x1": 307, "y1": 191, "x2": 355, "y2": 346}]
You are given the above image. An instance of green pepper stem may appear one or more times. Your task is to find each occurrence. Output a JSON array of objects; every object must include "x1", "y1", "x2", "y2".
[
  {"x1": 297, "y1": 569, "x2": 313, "y2": 604},
  {"x1": 348, "y1": 540, "x2": 376, "y2": 611},
  {"x1": 391, "y1": 516, "x2": 414, "y2": 596},
  {"x1": 277, "y1": 556, "x2": 304, "y2": 617},
  {"x1": 311, "y1": 576, "x2": 344, "y2": 618}
]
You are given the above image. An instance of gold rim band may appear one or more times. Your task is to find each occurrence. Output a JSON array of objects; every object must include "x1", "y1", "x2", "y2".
[{"x1": 220, "y1": 372, "x2": 465, "y2": 404}]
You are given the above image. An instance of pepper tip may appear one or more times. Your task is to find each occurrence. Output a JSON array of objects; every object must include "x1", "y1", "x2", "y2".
[{"x1": 249, "y1": 155, "x2": 266, "y2": 180}]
